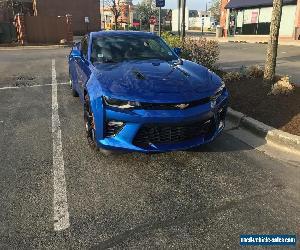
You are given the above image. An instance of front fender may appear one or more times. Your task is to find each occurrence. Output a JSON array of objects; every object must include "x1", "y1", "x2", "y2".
[{"x1": 86, "y1": 76, "x2": 105, "y2": 141}]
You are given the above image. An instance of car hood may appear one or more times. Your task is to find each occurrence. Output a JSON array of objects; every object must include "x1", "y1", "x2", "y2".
[{"x1": 93, "y1": 59, "x2": 220, "y2": 103}]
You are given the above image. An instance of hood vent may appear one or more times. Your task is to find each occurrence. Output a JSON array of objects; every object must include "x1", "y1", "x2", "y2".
[{"x1": 132, "y1": 70, "x2": 146, "y2": 80}]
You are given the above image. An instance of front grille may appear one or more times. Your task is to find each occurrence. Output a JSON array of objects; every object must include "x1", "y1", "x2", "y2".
[
  {"x1": 139, "y1": 97, "x2": 211, "y2": 110},
  {"x1": 133, "y1": 118, "x2": 215, "y2": 147}
]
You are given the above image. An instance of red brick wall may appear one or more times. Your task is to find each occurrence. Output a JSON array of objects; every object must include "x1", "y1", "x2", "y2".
[
  {"x1": 295, "y1": 0, "x2": 300, "y2": 39},
  {"x1": 35, "y1": 0, "x2": 100, "y2": 35},
  {"x1": 296, "y1": 0, "x2": 300, "y2": 27},
  {"x1": 220, "y1": 0, "x2": 229, "y2": 36}
]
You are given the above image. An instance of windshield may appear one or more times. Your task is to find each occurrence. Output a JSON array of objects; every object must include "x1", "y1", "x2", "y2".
[{"x1": 90, "y1": 34, "x2": 178, "y2": 64}]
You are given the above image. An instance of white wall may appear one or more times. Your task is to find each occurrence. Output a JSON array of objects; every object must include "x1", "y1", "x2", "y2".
[
  {"x1": 259, "y1": 7, "x2": 272, "y2": 22},
  {"x1": 279, "y1": 5, "x2": 297, "y2": 36},
  {"x1": 189, "y1": 17, "x2": 212, "y2": 28},
  {"x1": 172, "y1": 8, "x2": 189, "y2": 31}
]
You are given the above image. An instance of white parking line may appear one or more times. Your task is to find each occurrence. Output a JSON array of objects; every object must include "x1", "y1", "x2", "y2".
[
  {"x1": 51, "y1": 59, "x2": 70, "y2": 231},
  {"x1": 0, "y1": 82, "x2": 68, "y2": 91}
]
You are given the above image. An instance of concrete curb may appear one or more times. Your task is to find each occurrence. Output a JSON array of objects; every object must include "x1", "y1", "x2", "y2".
[
  {"x1": 0, "y1": 45, "x2": 71, "y2": 50},
  {"x1": 227, "y1": 107, "x2": 300, "y2": 153}
]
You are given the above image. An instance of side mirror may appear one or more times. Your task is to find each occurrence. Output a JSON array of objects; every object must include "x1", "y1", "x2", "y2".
[
  {"x1": 71, "y1": 49, "x2": 82, "y2": 58},
  {"x1": 174, "y1": 47, "x2": 182, "y2": 56}
]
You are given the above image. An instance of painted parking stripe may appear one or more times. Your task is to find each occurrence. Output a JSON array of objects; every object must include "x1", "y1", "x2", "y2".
[
  {"x1": 0, "y1": 82, "x2": 68, "y2": 91},
  {"x1": 51, "y1": 59, "x2": 70, "y2": 231}
]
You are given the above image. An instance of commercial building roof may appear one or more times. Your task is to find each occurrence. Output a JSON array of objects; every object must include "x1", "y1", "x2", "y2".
[{"x1": 225, "y1": 0, "x2": 297, "y2": 9}]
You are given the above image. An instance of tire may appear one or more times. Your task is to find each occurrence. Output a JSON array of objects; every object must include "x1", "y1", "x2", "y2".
[
  {"x1": 70, "y1": 78, "x2": 79, "y2": 97},
  {"x1": 84, "y1": 94, "x2": 97, "y2": 150}
]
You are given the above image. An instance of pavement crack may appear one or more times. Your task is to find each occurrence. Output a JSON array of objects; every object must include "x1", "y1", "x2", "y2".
[{"x1": 89, "y1": 191, "x2": 272, "y2": 250}]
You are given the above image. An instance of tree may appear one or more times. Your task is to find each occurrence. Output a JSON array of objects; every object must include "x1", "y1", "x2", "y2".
[
  {"x1": 264, "y1": 0, "x2": 283, "y2": 82},
  {"x1": 135, "y1": 0, "x2": 158, "y2": 26},
  {"x1": 105, "y1": 0, "x2": 123, "y2": 30},
  {"x1": 209, "y1": 0, "x2": 221, "y2": 22}
]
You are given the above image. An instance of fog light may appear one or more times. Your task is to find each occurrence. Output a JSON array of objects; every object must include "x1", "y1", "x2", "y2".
[
  {"x1": 218, "y1": 120, "x2": 224, "y2": 130},
  {"x1": 106, "y1": 121, "x2": 125, "y2": 137}
]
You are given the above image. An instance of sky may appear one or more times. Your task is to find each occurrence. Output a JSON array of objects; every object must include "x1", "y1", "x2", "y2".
[{"x1": 132, "y1": 0, "x2": 207, "y2": 11}]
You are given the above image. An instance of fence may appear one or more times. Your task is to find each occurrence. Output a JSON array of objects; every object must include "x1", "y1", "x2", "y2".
[
  {"x1": 25, "y1": 15, "x2": 72, "y2": 44},
  {"x1": 15, "y1": 14, "x2": 73, "y2": 44}
]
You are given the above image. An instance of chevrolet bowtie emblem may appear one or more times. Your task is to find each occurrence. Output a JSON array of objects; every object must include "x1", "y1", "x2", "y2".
[{"x1": 175, "y1": 104, "x2": 189, "y2": 109}]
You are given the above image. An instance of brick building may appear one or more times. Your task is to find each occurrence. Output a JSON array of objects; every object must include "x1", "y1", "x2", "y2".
[
  {"x1": 220, "y1": 0, "x2": 300, "y2": 40},
  {"x1": 33, "y1": 0, "x2": 100, "y2": 35}
]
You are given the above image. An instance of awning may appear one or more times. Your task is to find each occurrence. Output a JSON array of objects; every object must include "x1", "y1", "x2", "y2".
[{"x1": 225, "y1": 0, "x2": 297, "y2": 9}]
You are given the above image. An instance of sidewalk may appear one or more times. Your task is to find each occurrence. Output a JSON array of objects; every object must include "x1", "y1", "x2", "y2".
[{"x1": 210, "y1": 35, "x2": 300, "y2": 46}]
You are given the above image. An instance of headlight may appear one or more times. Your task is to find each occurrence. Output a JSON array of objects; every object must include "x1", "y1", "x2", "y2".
[
  {"x1": 103, "y1": 97, "x2": 141, "y2": 109},
  {"x1": 211, "y1": 82, "x2": 225, "y2": 101}
]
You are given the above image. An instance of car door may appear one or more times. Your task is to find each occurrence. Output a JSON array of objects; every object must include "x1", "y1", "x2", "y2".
[
  {"x1": 75, "y1": 36, "x2": 91, "y2": 101},
  {"x1": 69, "y1": 43, "x2": 81, "y2": 93}
]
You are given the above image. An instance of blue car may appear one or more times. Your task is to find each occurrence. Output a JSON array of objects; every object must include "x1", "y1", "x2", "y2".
[{"x1": 68, "y1": 31, "x2": 228, "y2": 153}]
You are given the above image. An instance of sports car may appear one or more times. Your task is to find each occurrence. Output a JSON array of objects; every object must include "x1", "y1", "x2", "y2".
[{"x1": 68, "y1": 31, "x2": 228, "y2": 152}]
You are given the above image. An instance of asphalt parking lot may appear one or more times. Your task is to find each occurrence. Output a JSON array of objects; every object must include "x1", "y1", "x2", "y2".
[
  {"x1": 219, "y1": 43, "x2": 300, "y2": 84},
  {"x1": 0, "y1": 48, "x2": 299, "y2": 249}
]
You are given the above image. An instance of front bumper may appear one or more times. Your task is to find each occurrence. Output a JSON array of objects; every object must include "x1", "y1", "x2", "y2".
[{"x1": 96, "y1": 94, "x2": 228, "y2": 153}]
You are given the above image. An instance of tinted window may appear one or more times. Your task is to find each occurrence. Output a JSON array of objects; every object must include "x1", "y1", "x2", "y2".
[
  {"x1": 81, "y1": 36, "x2": 88, "y2": 58},
  {"x1": 90, "y1": 35, "x2": 177, "y2": 64}
]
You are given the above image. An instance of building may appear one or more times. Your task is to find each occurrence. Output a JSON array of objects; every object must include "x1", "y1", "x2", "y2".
[
  {"x1": 33, "y1": 0, "x2": 100, "y2": 35},
  {"x1": 172, "y1": 9, "x2": 215, "y2": 31},
  {"x1": 220, "y1": 0, "x2": 300, "y2": 40},
  {"x1": 101, "y1": 0, "x2": 135, "y2": 29}
]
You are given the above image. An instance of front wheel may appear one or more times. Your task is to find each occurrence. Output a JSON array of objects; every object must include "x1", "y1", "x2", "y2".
[
  {"x1": 84, "y1": 95, "x2": 97, "y2": 150},
  {"x1": 70, "y1": 78, "x2": 79, "y2": 97}
]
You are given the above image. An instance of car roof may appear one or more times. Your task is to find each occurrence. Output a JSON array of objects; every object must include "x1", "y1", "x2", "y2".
[{"x1": 90, "y1": 31, "x2": 157, "y2": 38}]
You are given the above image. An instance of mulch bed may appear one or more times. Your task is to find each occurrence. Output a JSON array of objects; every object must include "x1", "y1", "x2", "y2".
[{"x1": 225, "y1": 78, "x2": 300, "y2": 136}]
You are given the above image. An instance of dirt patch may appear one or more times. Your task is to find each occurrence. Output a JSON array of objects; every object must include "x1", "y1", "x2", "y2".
[
  {"x1": 15, "y1": 75, "x2": 36, "y2": 87},
  {"x1": 226, "y1": 78, "x2": 300, "y2": 136}
]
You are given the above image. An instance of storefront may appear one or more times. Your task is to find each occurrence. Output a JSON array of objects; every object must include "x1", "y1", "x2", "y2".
[{"x1": 220, "y1": 0, "x2": 300, "y2": 39}]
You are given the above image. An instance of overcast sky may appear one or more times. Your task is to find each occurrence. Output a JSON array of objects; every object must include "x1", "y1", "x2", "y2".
[{"x1": 132, "y1": 0, "x2": 207, "y2": 11}]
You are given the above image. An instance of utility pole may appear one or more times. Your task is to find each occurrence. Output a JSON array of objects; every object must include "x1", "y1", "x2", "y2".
[
  {"x1": 181, "y1": 0, "x2": 186, "y2": 40},
  {"x1": 159, "y1": 6, "x2": 161, "y2": 36},
  {"x1": 102, "y1": 0, "x2": 105, "y2": 29},
  {"x1": 177, "y1": 0, "x2": 181, "y2": 36},
  {"x1": 100, "y1": 0, "x2": 102, "y2": 30},
  {"x1": 264, "y1": 0, "x2": 283, "y2": 82}
]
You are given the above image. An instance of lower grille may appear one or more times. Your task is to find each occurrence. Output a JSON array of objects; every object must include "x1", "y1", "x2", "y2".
[{"x1": 133, "y1": 118, "x2": 215, "y2": 147}]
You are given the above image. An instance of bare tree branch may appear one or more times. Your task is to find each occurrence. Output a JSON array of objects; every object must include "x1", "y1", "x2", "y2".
[{"x1": 105, "y1": 0, "x2": 123, "y2": 30}]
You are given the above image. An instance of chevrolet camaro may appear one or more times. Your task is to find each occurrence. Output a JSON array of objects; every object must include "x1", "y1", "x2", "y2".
[{"x1": 68, "y1": 31, "x2": 228, "y2": 153}]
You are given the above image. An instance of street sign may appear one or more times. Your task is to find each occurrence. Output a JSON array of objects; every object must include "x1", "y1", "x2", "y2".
[
  {"x1": 149, "y1": 16, "x2": 157, "y2": 25},
  {"x1": 85, "y1": 17, "x2": 90, "y2": 23},
  {"x1": 156, "y1": 0, "x2": 165, "y2": 8},
  {"x1": 201, "y1": 17, "x2": 205, "y2": 26}
]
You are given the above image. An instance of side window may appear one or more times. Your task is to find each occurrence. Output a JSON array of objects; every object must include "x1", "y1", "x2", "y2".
[
  {"x1": 81, "y1": 36, "x2": 89, "y2": 59},
  {"x1": 146, "y1": 39, "x2": 162, "y2": 53}
]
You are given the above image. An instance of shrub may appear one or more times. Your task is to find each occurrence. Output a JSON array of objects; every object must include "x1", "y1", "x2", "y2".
[
  {"x1": 182, "y1": 37, "x2": 219, "y2": 69},
  {"x1": 269, "y1": 75, "x2": 295, "y2": 96},
  {"x1": 222, "y1": 71, "x2": 241, "y2": 83},
  {"x1": 161, "y1": 33, "x2": 219, "y2": 70},
  {"x1": 161, "y1": 32, "x2": 182, "y2": 49},
  {"x1": 246, "y1": 65, "x2": 264, "y2": 79}
]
